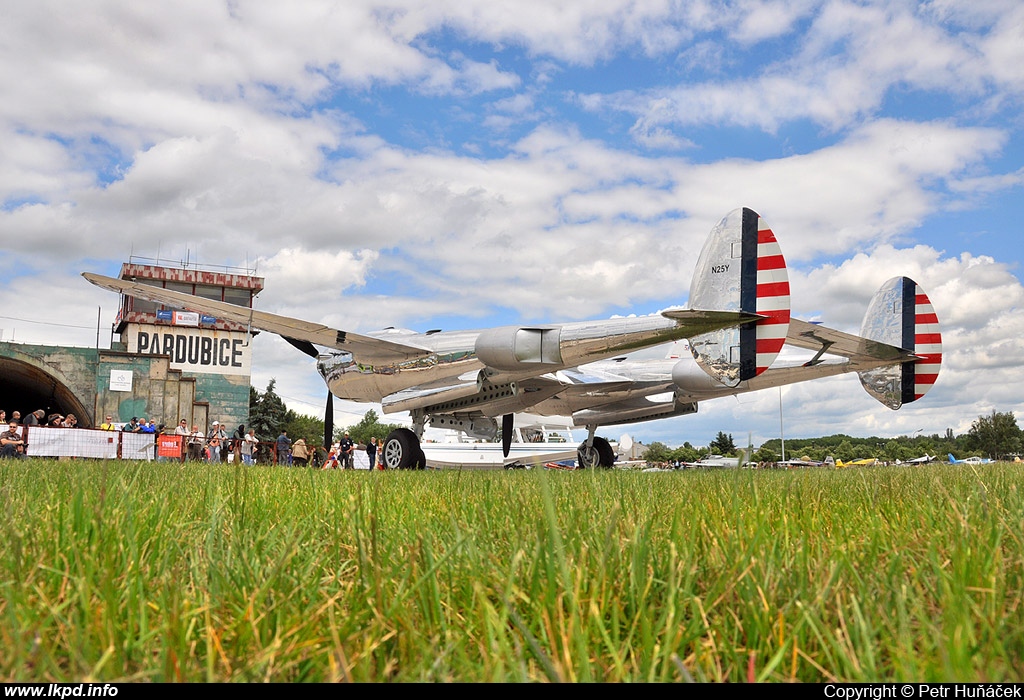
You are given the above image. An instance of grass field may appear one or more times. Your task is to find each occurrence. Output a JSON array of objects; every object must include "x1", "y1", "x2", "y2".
[{"x1": 1, "y1": 459, "x2": 1022, "y2": 682}]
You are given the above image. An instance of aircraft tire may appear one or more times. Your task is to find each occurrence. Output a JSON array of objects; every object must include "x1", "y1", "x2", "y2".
[
  {"x1": 577, "y1": 436, "x2": 615, "y2": 469},
  {"x1": 383, "y1": 428, "x2": 421, "y2": 470}
]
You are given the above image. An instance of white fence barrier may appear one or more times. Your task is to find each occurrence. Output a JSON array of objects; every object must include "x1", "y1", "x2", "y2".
[
  {"x1": 18, "y1": 426, "x2": 159, "y2": 460},
  {"x1": 10, "y1": 426, "x2": 310, "y2": 465}
]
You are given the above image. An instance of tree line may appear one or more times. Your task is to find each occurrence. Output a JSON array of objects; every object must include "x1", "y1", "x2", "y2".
[{"x1": 639, "y1": 411, "x2": 1022, "y2": 465}]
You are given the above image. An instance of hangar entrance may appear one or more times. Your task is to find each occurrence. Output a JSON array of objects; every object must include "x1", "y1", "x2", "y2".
[{"x1": 0, "y1": 356, "x2": 92, "y2": 426}]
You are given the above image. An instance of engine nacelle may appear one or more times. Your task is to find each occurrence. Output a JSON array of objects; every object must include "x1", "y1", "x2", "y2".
[
  {"x1": 475, "y1": 326, "x2": 563, "y2": 371},
  {"x1": 671, "y1": 358, "x2": 732, "y2": 394}
]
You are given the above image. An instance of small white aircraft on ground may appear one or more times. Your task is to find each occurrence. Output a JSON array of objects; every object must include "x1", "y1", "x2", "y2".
[
  {"x1": 948, "y1": 454, "x2": 993, "y2": 464},
  {"x1": 680, "y1": 453, "x2": 748, "y2": 469},
  {"x1": 84, "y1": 208, "x2": 941, "y2": 469},
  {"x1": 896, "y1": 454, "x2": 935, "y2": 465},
  {"x1": 420, "y1": 414, "x2": 583, "y2": 470}
]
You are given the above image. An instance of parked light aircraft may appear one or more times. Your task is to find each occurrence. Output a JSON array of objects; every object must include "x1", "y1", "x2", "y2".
[
  {"x1": 897, "y1": 454, "x2": 935, "y2": 465},
  {"x1": 681, "y1": 453, "x2": 748, "y2": 469},
  {"x1": 421, "y1": 413, "x2": 583, "y2": 470},
  {"x1": 835, "y1": 458, "x2": 879, "y2": 468},
  {"x1": 948, "y1": 454, "x2": 993, "y2": 464},
  {"x1": 83, "y1": 207, "x2": 941, "y2": 469}
]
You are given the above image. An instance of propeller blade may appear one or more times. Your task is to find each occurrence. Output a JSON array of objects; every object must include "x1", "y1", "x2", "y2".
[
  {"x1": 324, "y1": 393, "x2": 334, "y2": 449},
  {"x1": 283, "y1": 336, "x2": 319, "y2": 358},
  {"x1": 502, "y1": 413, "x2": 513, "y2": 458}
]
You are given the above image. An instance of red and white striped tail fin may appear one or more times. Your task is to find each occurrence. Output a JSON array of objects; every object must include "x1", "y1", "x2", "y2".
[
  {"x1": 687, "y1": 207, "x2": 791, "y2": 387},
  {"x1": 858, "y1": 277, "x2": 942, "y2": 409},
  {"x1": 752, "y1": 217, "x2": 791, "y2": 376}
]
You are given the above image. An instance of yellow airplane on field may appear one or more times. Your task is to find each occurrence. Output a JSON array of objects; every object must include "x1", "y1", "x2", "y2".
[{"x1": 835, "y1": 457, "x2": 878, "y2": 468}]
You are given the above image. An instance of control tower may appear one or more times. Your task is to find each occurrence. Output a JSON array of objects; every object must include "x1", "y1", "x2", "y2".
[{"x1": 107, "y1": 257, "x2": 265, "y2": 432}]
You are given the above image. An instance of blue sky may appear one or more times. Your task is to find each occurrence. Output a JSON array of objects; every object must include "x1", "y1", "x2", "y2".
[{"x1": 2, "y1": 0, "x2": 1024, "y2": 448}]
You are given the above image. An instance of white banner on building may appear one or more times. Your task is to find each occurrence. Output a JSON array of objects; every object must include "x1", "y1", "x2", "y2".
[
  {"x1": 173, "y1": 310, "x2": 200, "y2": 327},
  {"x1": 125, "y1": 323, "x2": 252, "y2": 376},
  {"x1": 110, "y1": 369, "x2": 133, "y2": 391}
]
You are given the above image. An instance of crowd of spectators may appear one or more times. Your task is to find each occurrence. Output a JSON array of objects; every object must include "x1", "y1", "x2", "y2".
[{"x1": 0, "y1": 406, "x2": 341, "y2": 467}]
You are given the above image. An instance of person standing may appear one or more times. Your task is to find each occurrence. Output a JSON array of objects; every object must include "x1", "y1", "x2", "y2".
[
  {"x1": 276, "y1": 429, "x2": 292, "y2": 466},
  {"x1": 188, "y1": 425, "x2": 205, "y2": 461},
  {"x1": 366, "y1": 436, "x2": 378, "y2": 470},
  {"x1": 292, "y1": 437, "x2": 309, "y2": 466},
  {"x1": 208, "y1": 421, "x2": 228, "y2": 462},
  {"x1": 24, "y1": 410, "x2": 45, "y2": 427},
  {"x1": 123, "y1": 417, "x2": 142, "y2": 433},
  {"x1": 232, "y1": 424, "x2": 246, "y2": 463},
  {"x1": 339, "y1": 431, "x2": 355, "y2": 470},
  {"x1": 241, "y1": 428, "x2": 257, "y2": 465},
  {"x1": 99, "y1": 415, "x2": 116, "y2": 430}
]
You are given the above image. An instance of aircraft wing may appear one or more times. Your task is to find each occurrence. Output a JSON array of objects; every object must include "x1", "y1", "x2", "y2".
[
  {"x1": 785, "y1": 318, "x2": 916, "y2": 364},
  {"x1": 82, "y1": 272, "x2": 432, "y2": 364}
]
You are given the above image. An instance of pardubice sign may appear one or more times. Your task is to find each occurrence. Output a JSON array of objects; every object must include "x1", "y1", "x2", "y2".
[{"x1": 126, "y1": 323, "x2": 251, "y2": 376}]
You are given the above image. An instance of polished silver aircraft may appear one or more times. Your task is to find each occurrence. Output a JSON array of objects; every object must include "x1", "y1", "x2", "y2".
[
  {"x1": 525, "y1": 275, "x2": 942, "y2": 466},
  {"x1": 83, "y1": 208, "x2": 939, "y2": 469}
]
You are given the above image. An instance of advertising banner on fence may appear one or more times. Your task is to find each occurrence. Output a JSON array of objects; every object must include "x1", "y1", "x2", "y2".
[
  {"x1": 22, "y1": 427, "x2": 168, "y2": 461},
  {"x1": 125, "y1": 323, "x2": 251, "y2": 376},
  {"x1": 157, "y1": 434, "x2": 183, "y2": 459},
  {"x1": 26, "y1": 427, "x2": 119, "y2": 459}
]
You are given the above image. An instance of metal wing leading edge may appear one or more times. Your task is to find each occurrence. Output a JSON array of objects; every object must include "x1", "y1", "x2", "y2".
[{"x1": 82, "y1": 272, "x2": 431, "y2": 364}]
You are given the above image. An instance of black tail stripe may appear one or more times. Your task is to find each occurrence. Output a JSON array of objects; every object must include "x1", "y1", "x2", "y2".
[
  {"x1": 901, "y1": 276, "x2": 916, "y2": 404},
  {"x1": 739, "y1": 207, "x2": 759, "y2": 380}
]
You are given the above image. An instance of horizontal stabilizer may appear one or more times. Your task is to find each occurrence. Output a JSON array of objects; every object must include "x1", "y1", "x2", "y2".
[
  {"x1": 786, "y1": 319, "x2": 913, "y2": 364},
  {"x1": 82, "y1": 272, "x2": 431, "y2": 364}
]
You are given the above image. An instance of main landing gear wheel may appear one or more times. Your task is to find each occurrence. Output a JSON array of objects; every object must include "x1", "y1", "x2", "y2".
[
  {"x1": 577, "y1": 436, "x2": 615, "y2": 469},
  {"x1": 383, "y1": 428, "x2": 421, "y2": 470}
]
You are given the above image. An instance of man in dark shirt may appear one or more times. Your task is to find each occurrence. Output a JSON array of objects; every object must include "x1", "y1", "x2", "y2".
[
  {"x1": 276, "y1": 430, "x2": 292, "y2": 466},
  {"x1": 1, "y1": 422, "x2": 25, "y2": 458},
  {"x1": 339, "y1": 432, "x2": 355, "y2": 470}
]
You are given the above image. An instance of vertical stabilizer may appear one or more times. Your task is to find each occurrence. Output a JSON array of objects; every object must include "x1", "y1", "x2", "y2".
[
  {"x1": 857, "y1": 277, "x2": 942, "y2": 408},
  {"x1": 687, "y1": 208, "x2": 790, "y2": 387}
]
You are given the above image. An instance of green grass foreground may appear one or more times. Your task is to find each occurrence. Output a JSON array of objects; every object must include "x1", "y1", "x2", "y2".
[{"x1": 1, "y1": 460, "x2": 1022, "y2": 682}]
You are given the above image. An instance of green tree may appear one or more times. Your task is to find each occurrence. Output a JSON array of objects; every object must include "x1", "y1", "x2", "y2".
[
  {"x1": 249, "y1": 379, "x2": 287, "y2": 441},
  {"x1": 968, "y1": 410, "x2": 1022, "y2": 459},
  {"x1": 709, "y1": 431, "x2": 736, "y2": 455},
  {"x1": 669, "y1": 444, "x2": 701, "y2": 464},
  {"x1": 642, "y1": 441, "x2": 673, "y2": 464}
]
